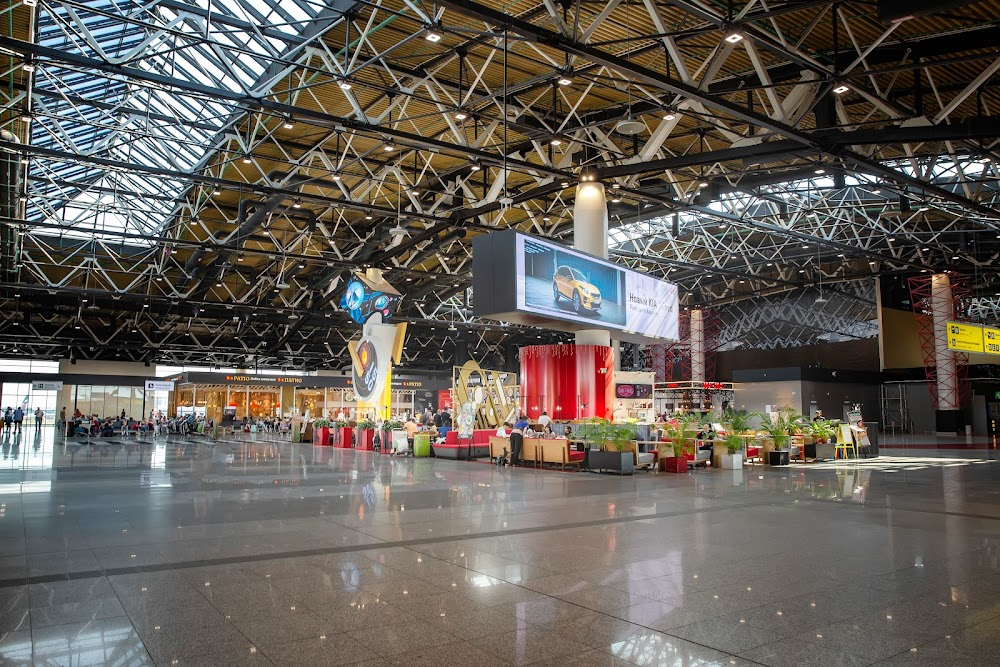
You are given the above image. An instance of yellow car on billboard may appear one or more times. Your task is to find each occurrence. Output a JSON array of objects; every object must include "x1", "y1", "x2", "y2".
[{"x1": 553, "y1": 265, "x2": 602, "y2": 313}]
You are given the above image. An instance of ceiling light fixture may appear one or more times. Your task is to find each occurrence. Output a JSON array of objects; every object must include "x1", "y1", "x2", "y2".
[
  {"x1": 213, "y1": 188, "x2": 221, "y2": 195},
  {"x1": 698, "y1": 181, "x2": 708, "y2": 188},
  {"x1": 550, "y1": 138, "x2": 562, "y2": 146},
  {"x1": 814, "y1": 168, "x2": 825, "y2": 174},
  {"x1": 454, "y1": 111, "x2": 467, "y2": 121},
  {"x1": 332, "y1": 174, "x2": 341, "y2": 181},
  {"x1": 470, "y1": 162, "x2": 481, "y2": 171},
  {"x1": 282, "y1": 117, "x2": 294, "y2": 129},
  {"x1": 241, "y1": 154, "x2": 252, "y2": 164},
  {"x1": 833, "y1": 84, "x2": 850, "y2": 95},
  {"x1": 557, "y1": 76, "x2": 573, "y2": 86},
  {"x1": 424, "y1": 27, "x2": 442, "y2": 42},
  {"x1": 383, "y1": 143, "x2": 395, "y2": 152},
  {"x1": 292, "y1": 199, "x2": 301, "y2": 209},
  {"x1": 339, "y1": 80, "x2": 352, "y2": 90},
  {"x1": 724, "y1": 32, "x2": 744, "y2": 44},
  {"x1": 663, "y1": 111, "x2": 676, "y2": 121}
]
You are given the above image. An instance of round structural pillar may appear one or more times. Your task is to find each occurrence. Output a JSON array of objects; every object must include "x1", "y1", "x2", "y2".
[
  {"x1": 931, "y1": 273, "x2": 961, "y2": 431},
  {"x1": 690, "y1": 309, "x2": 705, "y2": 384},
  {"x1": 520, "y1": 345, "x2": 614, "y2": 421},
  {"x1": 573, "y1": 179, "x2": 611, "y2": 348}
]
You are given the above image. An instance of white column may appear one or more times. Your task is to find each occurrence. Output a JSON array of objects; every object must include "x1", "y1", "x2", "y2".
[
  {"x1": 690, "y1": 309, "x2": 706, "y2": 384},
  {"x1": 931, "y1": 273, "x2": 958, "y2": 410},
  {"x1": 573, "y1": 180, "x2": 611, "y2": 347}
]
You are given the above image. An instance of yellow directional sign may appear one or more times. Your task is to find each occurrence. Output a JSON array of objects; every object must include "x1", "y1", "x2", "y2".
[
  {"x1": 946, "y1": 321, "x2": 984, "y2": 353},
  {"x1": 983, "y1": 327, "x2": 1000, "y2": 355}
]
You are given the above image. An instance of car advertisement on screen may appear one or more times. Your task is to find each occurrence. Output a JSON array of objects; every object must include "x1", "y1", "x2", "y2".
[{"x1": 513, "y1": 233, "x2": 679, "y2": 340}]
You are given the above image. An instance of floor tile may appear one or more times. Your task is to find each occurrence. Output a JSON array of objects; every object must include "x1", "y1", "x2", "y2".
[
  {"x1": 30, "y1": 617, "x2": 152, "y2": 666},
  {"x1": 0, "y1": 630, "x2": 32, "y2": 667},
  {"x1": 257, "y1": 634, "x2": 383, "y2": 666},
  {"x1": 478, "y1": 627, "x2": 592, "y2": 665},
  {"x1": 602, "y1": 632, "x2": 729, "y2": 666},
  {"x1": 30, "y1": 597, "x2": 127, "y2": 628},
  {"x1": 738, "y1": 637, "x2": 872, "y2": 667},
  {"x1": 386, "y1": 640, "x2": 508, "y2": 667},
  {"x1": 348, "y1": 619, "x2": 459, "y2": 658}
]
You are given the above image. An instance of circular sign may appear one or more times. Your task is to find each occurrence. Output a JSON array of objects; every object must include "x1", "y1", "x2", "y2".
[
  {"x1": 616, "y1": 384, "x2": 635, "y2": 398},
  {"x1": 353, "y1": 339, "x2": 379, "y2": 400},
  {"x1": 344, "y1": 280, "x2": 365, "y2": 310}
]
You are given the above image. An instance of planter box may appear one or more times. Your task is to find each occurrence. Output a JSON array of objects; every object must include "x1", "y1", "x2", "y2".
[
  {"x1": 589, "y1": 450, "x2": 634, "y2": 475},
  {"x1": 314, "y1": 426, "x2": 331, "y2": 446},
  {"x1": 334, "y1": 427, "x2": 353, "y2": 448},
  {"x1": 721, "y1": 453, "x2": 743, "y2": 469},
  {"x1": 768, "y1": 450, "x2": 790, "y2": 466},
  {"x1": 357, "y1": 428, "x2": 376, "y2": 451},
  {"x1": 661, "y1": 456, "x2": 687, "y2": 473}
]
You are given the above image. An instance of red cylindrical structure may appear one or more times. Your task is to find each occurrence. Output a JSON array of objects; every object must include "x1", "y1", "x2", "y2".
[{"x1": 520, "y1": 345, "x2": 614, "y2": 421}]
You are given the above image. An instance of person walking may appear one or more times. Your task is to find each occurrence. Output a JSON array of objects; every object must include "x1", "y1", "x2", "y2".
[
  {"x1": 510, "y1": 415, "x2": 529, "y2": 467},
  {"x1": 58, "y1": 407, "x2": 66, "y2": 433},
  {"x1": 2, "y1": 408, "x2": 11, "y2": 434},
  {"x1": 12, "y1": 407, "x2": 24, "y2": 433},
  {"x1": 34, "y1": 407, "x2": 44, "y2": 429}
]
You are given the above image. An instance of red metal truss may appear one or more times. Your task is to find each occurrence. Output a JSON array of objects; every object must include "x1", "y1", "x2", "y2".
[
  {"x1": 652, "y1": 310, "x2": 720, "y2": 384},
  {"x1": 907, "y1": 275, "x2": 971, "y2": 409}
]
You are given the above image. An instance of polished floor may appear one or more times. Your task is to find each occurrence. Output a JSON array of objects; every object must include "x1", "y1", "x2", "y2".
[{"x1": 0, "y1": 428, "x2": 999, "y2": 666}]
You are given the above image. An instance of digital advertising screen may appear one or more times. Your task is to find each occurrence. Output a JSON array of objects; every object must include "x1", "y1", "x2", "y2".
[{"x1": 473, "y1": 230, "x2": 679, "y2": 343}]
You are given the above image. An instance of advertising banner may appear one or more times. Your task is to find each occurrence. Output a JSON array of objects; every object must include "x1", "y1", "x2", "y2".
[{"x1": 512, "y1": 233, "x2": 679, "y2": 340}]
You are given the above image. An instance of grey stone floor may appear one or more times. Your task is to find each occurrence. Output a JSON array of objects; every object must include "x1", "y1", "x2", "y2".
[{"x1": 0, "y1": 430, "x2": 998, "y2": 665}]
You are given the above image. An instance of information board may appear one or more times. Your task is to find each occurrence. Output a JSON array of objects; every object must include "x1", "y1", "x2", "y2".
[
  {"x1": 946, "y1": 322, "x2": 984, "y2": 353},
  {"x1": 984, "y1": 327, "x2": 1000, "y2": 355}
]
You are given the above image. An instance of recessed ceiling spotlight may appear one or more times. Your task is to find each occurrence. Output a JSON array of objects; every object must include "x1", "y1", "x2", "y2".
[
  {"x1": 833, "y1": 84, "x2": 850, "y2": 95},
  {"x1": 724, "y1": 32, "x2": 743, "y2": 44}
]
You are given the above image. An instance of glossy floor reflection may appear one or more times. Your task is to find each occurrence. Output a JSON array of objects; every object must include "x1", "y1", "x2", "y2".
[{"x1": 0, "y1": 431, "x2": 998, "y2": 665}]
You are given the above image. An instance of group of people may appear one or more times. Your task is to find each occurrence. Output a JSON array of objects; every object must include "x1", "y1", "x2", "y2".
[
  {"x1": 2, "y1": 406, "x2": 46, "y2": 433},
  {"x1": 497, "y1": 412, "x2": 575, "y2": 466}
]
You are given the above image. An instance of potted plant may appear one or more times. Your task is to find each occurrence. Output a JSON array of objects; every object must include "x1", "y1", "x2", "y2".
[
  {"x1": 598, "y1": 424, "x2": 637, "y2": 475},
  {"x1": 313, "y1": 418, "x2": 331, "y2": 446},
  {"x1": 577, "y1": 418, "x2": 609, "y2": 471},
  {"x1": 753, "y1": 408, "x2": 796, "y2": 465},
  {"x1": 381, "y1": 420, "x2": 403, "y2": 453},
  {"x1": 356, "y1": 418, "x2": 378, "y2": 450},
  {"x1": 720, "y1": 432, "x2": 744, "y2": 469},
  {"x1": 662, "y1": 412, "x2": 697, "y2": 473},
  {"x1": 332, "y1": 419, "x2": 352, "y2": 448}
]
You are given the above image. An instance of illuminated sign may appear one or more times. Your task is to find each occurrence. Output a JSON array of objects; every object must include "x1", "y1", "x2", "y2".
[
  {"x1": 946, "y1": 322, "x2": 985, "y2": 353},
  {"x1": 224, "y1": 375, "x2": 302, "y2": 384}
]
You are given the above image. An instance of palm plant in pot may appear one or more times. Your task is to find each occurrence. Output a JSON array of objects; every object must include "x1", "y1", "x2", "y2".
[
  {"x1": 752, "y1": 410, "x2": 792, "y2": 465},
  {"x1": 721, "y1": 432, "x2": 745, "y2": 469},
  {"x1": 661, "y1": 412, "x2": 697, "y2": 473}
]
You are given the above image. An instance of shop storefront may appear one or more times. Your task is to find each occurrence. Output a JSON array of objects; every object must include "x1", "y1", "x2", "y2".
[{"x1": 164, "y1": 372, "x2": 450, "y2": 423}]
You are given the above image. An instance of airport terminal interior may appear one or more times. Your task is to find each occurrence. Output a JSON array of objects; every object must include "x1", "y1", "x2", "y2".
[{"x1": 2, "y1": 0, "x2": 1000, "y2": 665}]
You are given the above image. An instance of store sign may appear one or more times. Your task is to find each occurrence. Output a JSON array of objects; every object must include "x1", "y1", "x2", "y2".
[
  {"x1": 223, "y1": 375, "x2": 302, "y2": 384},
  {"x1": 946, "y1": 322, "x2": 985, "y2": 353},
  {"x1": 144, "y1": 380, "x2": 175, "y2": 392},
  {"x1": 31, "y1": 381, "x2": 63, "y2": 391},
  {"x1": 615, "y1": 383, "x2": 652, "y2": 399}
]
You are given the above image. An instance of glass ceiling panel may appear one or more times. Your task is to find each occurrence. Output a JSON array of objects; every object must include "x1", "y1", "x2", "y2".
[{"x1": 28, "y1": 0, "x2": 327, "y2": 243}]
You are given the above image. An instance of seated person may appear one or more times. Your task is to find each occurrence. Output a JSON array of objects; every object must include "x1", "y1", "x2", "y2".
[
  {"x1": 99, "y1": 421, "x2": 115, "y2": 437},
  {"x1": 541, "y1": 425, "x2": 555, "y2": 438},
  {"x1": 496, "y1": 422, "x2": 510, "y2": 437},
  {"x1": 563, "y1": 425, "x2": 573, "y2": 439},
  {"x1": 74, "y1": 422, "x2": 89, "y2": 437}
]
